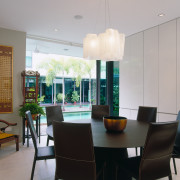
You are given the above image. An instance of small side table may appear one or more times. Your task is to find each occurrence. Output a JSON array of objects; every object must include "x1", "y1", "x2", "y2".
[{"x1": 22, "y1": 115, "x2": 41, "y2": 147}]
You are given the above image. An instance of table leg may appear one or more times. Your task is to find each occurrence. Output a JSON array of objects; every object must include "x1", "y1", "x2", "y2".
[
  {"x1": 38, "y1": 115, "x2": 41, "y2": 143},
  {"x1": 22, "y1": 117, "x2": 25, "y2": 145},
  {"x1": 27, "y1": 122, "x2": 29, "y2": 147}
]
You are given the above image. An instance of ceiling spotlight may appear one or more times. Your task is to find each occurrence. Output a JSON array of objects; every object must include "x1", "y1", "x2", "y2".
[
  {"x1": 64, "y1": 48, "x2": 69, "y2": 51},
  {"x1": 158, "y1": 13, "x2": 165, "y2": 17},
  {"x1": 54, "y1": 28, "x2": 59, "y2": 32},
  {"x1": 74, "y1": 15, "x2": 83, "y2": 20}
]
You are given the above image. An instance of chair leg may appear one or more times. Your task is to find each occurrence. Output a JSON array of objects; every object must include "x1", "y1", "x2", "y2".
[
  {"x1": 172, "y1": 157, "x2": 177, "y2": 175},
  {"x1": 135, "y1": 147, "x2": 138, "y2": 155},
  {"x1": 168, "y1": 174, "x2": 172, "y2": 180},
  {"x1": 15, "y1": 135, "x2": 19, "y2": 151},
  {"x1": 31, "y1": 156, "x2": 36, "y2": 180},
  {"x1": 46, "y1": 136, "x2": 49, "y2": 146},
  {"x1": 54, "y1": 173, "x2": 58, "y2": 180}
]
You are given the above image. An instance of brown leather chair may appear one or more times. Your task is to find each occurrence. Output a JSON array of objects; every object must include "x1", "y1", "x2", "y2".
[
  {"x1": 53, "y1": 121, "x2": 104, "y2": 180},
  {"x1": 136, "y1": 106, "x2": 157, "y2": 155},
  {"x1": 26, "y1": 111, "x2": 55, "y2": 180},
  {"x1": 45, "y1": 105, "x2": 64, "y2": 146},
  {"x1": 116, "y1": 121, "x2": 178, "y2": 180},
  {"x1": 91, "y1": 105, "x2": 110, "y2": 120},
  {"x1": 172, "y1": 111, "x2": 180, "y2": 174},
  {"x1": 137, "y1": 106, "x2": 157, "y2": 123}
]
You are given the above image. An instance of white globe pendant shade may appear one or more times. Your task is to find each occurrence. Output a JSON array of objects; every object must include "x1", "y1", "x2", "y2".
[{"x1": 83, "y1": 29, "x2": 125, "y2": 61}]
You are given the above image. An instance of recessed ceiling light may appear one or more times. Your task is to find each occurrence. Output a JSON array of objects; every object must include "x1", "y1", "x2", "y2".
[
  {"x1": 74, "y1": 15, "x2": 83, "y2": 20},
  {"x1": 158, "y1": 13, "x2": 165, "y2": 17},
  {"x1": 64, "y1": 48, "x2": 69, "y2": 51},
  {"x1": 54, "y1": 28, "x2": 59, "y2": 32}
]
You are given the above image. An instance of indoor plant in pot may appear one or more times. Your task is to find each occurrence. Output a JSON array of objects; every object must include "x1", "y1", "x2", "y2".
[{"x1": 19, "y1": 103, "x2": 45, "y2": 120}]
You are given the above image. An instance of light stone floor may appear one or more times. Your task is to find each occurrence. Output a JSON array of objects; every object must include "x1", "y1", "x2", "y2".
[{"x1": 0, "y1": 135, "x2": 180, "y2": 180}]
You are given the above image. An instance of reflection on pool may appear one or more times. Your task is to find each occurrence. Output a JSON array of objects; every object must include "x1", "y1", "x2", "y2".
[{"x1": 41, "y1": 111, "x2": 91, "y2": 124}]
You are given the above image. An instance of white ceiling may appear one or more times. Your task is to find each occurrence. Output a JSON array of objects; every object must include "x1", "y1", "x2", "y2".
[{"x1": 0, "y1": 0, "x2": 180, "y2": 57}]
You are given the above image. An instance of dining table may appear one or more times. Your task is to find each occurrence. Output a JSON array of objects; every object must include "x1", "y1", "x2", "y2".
[{"x1": 46, "y1": 118, "x2": 149, "y2": 180}]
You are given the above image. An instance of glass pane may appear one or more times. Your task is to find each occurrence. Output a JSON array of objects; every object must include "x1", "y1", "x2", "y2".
[
  {"x1": 100, "y1": 61, "x2": 106, "y2": 105},
  {"x1": 113, "y1": 61, "x2": 119, "y2": 115}
]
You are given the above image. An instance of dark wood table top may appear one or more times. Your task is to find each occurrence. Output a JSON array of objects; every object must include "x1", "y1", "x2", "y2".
[{"x1": 46, "y1": 119, "x2": 149, "y2": 149}]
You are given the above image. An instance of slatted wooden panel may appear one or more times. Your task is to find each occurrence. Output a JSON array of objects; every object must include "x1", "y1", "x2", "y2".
[{"x1": 0, "y1": 45, "x2": 13, "y2": 113}]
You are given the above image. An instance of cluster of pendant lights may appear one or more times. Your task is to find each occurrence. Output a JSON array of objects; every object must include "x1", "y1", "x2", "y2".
[{"x1": 83, "y1": 28, "x2": 125, "y2": 61}]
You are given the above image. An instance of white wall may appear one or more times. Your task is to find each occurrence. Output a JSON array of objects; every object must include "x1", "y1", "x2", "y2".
[
  {"x1": 120, "y1": 18, "x2": 180, "y2": 122},
  {"x1": 0, "y1": 27, "x2": 26, "y2": 137}
]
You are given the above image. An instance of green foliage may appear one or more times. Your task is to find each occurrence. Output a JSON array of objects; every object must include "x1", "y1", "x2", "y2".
[
  {"x1": 71, "y1": 91, "x2": 79, "y2": 103},
  {"x1": 65, "y1": 89, "x2": 73, "y2": 103},
  {"x1": 57, "y1": 93, "x2": 63, "y2": 102},
  {"x1": 38, "y1": 95, "x2": 45, "y2": 103},
  {"x1": 19, "y1": 103, "x2": 45, "y2": 118}
]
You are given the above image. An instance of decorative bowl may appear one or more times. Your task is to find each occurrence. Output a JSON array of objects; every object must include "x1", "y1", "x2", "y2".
[{"x1": 103, "y1": 116, "x2": 127, "y2": 132}]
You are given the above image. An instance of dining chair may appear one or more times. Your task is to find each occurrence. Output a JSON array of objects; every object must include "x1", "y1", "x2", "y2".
[
  {"x1": 45, "y1": 105, "x2": 64, "y2": 146},
  {"x1": 172, "y1": 111, "x2": 180, "y2": 174},
  {"x1": 91, "y1": 105, "x2": 110, "y2": 120},
  {"x1": 136, "y1": 106, "x2": 157, "y2": 155},
  {"x1": 116, "y1": 121, "x2": 178, "y2": 180},
  {"x1": 53, "y1": 121, "x2": 105, "y2": 180},
  {"x1": 26, "y1": 111, "x2": 55, "y2": 180}
]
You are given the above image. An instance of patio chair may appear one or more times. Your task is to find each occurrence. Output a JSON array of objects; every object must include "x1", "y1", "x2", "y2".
[
  {"x1": 26, "y1": 111, "x2": 55, "y2": 180},
  {"x1": 91, "y1": 105, "x2": 110, "y2": 120},
  {"x1": 53, "y1": 121, "x2": 105, "y2": 180},
  {"x1": 0, "y1": 119, "x2": 19, "y2": 151},
  {"x1": 116, "y1": 121, "x2": 178, "y2": 180},
  {"x1": 45, "y1": 105, "x2": 64, "y2": 146}
]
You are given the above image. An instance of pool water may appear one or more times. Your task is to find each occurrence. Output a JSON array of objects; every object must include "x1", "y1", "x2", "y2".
[{"x1": 41, "y1": 111, "x2": 91, "y2": 124}]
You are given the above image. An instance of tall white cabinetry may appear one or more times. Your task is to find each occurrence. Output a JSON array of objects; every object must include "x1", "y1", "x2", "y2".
[
  {"x1": 177, "y1": 18, "x2": 180, "y2": 113},
  {"x1": 119, "y1": 18, "x2": 179, "y2": 122},
  {"x1": 120, "y1": 32, "x2": 143, "y2": 112},
  {"x1": 158, "y1": 20, "x2": 177, "y2": 114},
  {"x1": 144, "y1": 27, "x2": 158, "y2": 107}
]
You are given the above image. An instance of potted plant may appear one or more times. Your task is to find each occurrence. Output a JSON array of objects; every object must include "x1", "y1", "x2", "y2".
[
  {"x1": 19, "y1": 103, "x2": 45, "y2": 119},
  {"x1": 71, "y1": 91, "x2": 79, "y2": 105}
]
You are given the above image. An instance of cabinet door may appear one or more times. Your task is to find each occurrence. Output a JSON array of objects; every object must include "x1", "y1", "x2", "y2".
[
  {"x1": 158, "y1": 113, "x2": 177, "y2": 122},
  {"x1": 159, "y1": 20, "x2": 177, "y2": 114},
  {"x1": 120, "y1": 32, "x2": 143, "y2": 109},
  {"x1": 177, "y1": 18, "x2": 180, "y2": 113},
  {"x1": 144, "y1": 27, "x2": 158, "y2": 107},
  {"x1": 119, "y1": 108, "x2": 130, "y2": 119}
]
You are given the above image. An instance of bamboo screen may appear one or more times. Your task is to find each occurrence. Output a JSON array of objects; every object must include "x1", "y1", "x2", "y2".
[{"x1": 0, "y1": 45, "x2": 13, "y2": 113}]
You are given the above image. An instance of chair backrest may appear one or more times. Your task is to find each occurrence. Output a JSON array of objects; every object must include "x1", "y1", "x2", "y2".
[
  {"x1": 139, "y1": 121, "x2": 178, "y2": 180},
  {"x1": 91, "y1": 105, "x2": 110, "y2": 120},
  {"x1": 174, "y1": 111, "x2": 180, "y2": 147},
  {"x1": 53, "y1": 121, "x2": 96, "y2": 180},
  {"x1": 26, "y1": 111, "x2": 38, "y2": 152},
  {"x1": 45, "y1": 106, "x2": 64, "y2": 126},
  {"x1": 137, "y1": 106, "x2": 157, "y2": 123}
]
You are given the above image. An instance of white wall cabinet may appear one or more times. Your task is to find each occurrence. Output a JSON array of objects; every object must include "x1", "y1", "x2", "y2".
[
  {"x1": 158, "y1": 113, "x2": 177, "y2": 122},
  {"x1": 144, "y1": 27, "x2": 158, "y2": 107},
  {"x1": 120, "y1": 32, "x2": 143, "y2": 110},
  {"x1": 119, "y1": 18, "x2": 179, "y2": 118},
  {"x1": 177, "y1": 18, "x2": 180, "y2": 113},
  {"x1": 158, "y1": 20, "x2": 177, "y2": 114}
]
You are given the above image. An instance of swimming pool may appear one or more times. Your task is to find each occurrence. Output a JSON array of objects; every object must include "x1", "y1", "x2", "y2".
[{"x1": 41, "y1": 111, "x2": 91, "y2": 124}]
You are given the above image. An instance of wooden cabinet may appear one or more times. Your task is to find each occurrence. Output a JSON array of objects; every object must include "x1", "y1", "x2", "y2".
[{"x1": 21, "y1": 70, "x2": 40, "y2": 104}]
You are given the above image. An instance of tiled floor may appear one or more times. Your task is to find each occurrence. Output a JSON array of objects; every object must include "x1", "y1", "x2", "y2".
[{"x1": 0, "y1": 135, "x2": 180, "y2": 180}]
